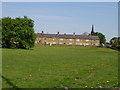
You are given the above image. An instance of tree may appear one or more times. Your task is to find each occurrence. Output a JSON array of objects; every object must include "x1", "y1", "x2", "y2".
[
  {"x1": 93, "y1": 32, "x2": 106, "y2": 44},
  {"x1": 0, "y1": 19, "x2": 1, "y2": 48},
  {"x1": 89, "y1": 25, "x2": 106, "y2": 44},
  {"x1": 110, "y1": 37, "x2": 118, "y2": 44},
  {"x1": 2, "y1": 16, "x2": 36, "y2": 49},
  {"x1": 110, "y1": 37, "x2": 120, "y2": 49}
]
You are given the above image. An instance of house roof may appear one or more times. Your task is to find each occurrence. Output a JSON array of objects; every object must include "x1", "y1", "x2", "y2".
[{"x1": 36, "y1": 33, "x2": 100, "y2": 40}]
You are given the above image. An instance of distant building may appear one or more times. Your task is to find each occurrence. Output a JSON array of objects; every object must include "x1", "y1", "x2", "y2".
[
  {"x1": 35, "y1": 25, "x2": 100, "y2": 46},
  {"x1": 35, "y1": 33, "x2": 99, "y2": 46},
  {"x1": 82, "y1": 32, "x2": 89, "y2": 35}
]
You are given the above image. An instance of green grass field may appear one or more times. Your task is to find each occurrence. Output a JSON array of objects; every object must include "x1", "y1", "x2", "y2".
[{"x1": 2, "y1": 46, "x2": 118, "y2": 88}]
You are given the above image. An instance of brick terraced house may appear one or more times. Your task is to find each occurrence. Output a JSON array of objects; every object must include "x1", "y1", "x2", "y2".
[{"x1": 35, "y1": 31, "x2": 100, "y2": 46}]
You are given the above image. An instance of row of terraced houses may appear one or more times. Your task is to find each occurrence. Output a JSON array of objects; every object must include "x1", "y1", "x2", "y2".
[{"x1": 35, "y1": 25, "x2": 100, "y2": 46}]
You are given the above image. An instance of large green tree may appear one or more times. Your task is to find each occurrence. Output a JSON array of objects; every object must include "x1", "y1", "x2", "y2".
[
  {"x1": 0, "y1": 19, "x2": 1, "y2": 48},
  {"x1": 2, "y1": 16, "x2": 36, "y2": 49},
  {"x1": 93, "y1": 32, "x2": 106, "y2": 44}
]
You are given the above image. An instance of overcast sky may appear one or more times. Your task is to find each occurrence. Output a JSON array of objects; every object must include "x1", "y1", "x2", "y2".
[{"x1": 2, "y1": 2, "x2": 118, "y2": 42}]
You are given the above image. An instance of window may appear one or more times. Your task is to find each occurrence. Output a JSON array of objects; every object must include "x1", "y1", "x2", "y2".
[
  {"x1": 52, "y1": 42, "x2": 56, "y2": 44},
  {"x1": 80, "y1": 43, "x2": 82, "y2": 45},
  {"x1": 59, "y1": 42, "x2": 63, "y2": 44},
  {"x1": 86, "y1": 39, "x2": 89, "y2": 42},
  {"x1": 76, "y1": 39, "x2": 79, "y2": 41},
  {"x1": 53, "y1": 38, "x2": 55, "y2": 41},
  {"x1": 69, "y1": 39, "x2": 73, "y2": 41},
  {"x1": 60, "y1": 38, "x2": 63, "y2": 41},
  {"x1": 86, "y1": 43, "x2": 89, "y2": 45},
  {"x1": 76, "y1": 43, "x2": 82, "y2": 45},
  {"x1": 69, "y1": 43, "x2": 72, "y2": 45},
  {"x1": 46, "y1": 42, "x2": 49, "y2": 44},
  {"x1": 95, "y1": 43, "x2": 99, "y2": 46}
]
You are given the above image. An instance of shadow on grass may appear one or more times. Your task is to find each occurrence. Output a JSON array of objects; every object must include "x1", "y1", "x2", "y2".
[
  {"x1": 2, "y1": 47, "x2": 34, "y2": 50},
  {"x1": 1, "y1": 75, "x2": 20, "y2": 89}
]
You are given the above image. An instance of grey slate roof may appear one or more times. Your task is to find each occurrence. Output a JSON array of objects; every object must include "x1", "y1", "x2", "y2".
[{"x1": 36, "y1": 33, "x2": 100, "y2": 40}]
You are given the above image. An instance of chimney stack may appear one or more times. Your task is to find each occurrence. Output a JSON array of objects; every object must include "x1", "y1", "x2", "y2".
[
  {"x1": 73, "y1": 32, "x2": 75, "y2": 36},
  {"x1": 41, "y1": 31, "x2": 44, "y2": 35},
  {"x1": 57, "y1": 32, "x2": 59, "y2": 35}
]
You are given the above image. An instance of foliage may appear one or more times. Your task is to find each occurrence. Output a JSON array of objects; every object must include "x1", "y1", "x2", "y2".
[
  {"x1": 110, "y1": 37, "x2": 118, "y2": 44},
  {"x1": 0, "y1": 19, "x2": 1, "y2": 47},
  {"x1": 93, "y1": 32, "x2": 106, "y2": 44},
  {"x1": 110, "y1": 37, "x2": 120, "y2": 49},
  {"x1": 2, "y1": 46, "x2": 118, "y2": 88},
  {"x1": 2, "y1": 16, "x2": 36, "y2": 49},
  {"x1": 105, "y1": 42, "x2": 110, "y2": 44}
]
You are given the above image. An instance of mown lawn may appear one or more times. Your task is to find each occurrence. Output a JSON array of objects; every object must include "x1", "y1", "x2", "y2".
[{"x1": 2, "y1": 46, "x2": 118, "y2": 88}]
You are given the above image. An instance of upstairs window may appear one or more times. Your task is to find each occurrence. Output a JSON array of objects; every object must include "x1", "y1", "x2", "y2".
[
  {"x1": 86, "y1": 39, "x2": 89, "y2": 42},
  {"x1": 53, "y1": 38, "x2": 55, "y2": 41},
  {"x1": 60, "y1": 38, "x2": 63, "y2": 41},
  {"x1": 69, "y1": 39, "x2": 73, "y2": 41},
  {"x1": 76, "y1": 39, "x2": 79, "y2": 41}
]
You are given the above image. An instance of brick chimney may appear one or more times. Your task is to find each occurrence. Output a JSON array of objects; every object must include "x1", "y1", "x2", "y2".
[
  {"x1": 41, "y1": 31, "x2": 44, "y2": 35},
  {"x1": 73, "y1": 32, "x2": 75, "y2": 36},
  {"x1": 57, "y1": 32, "x2": 59, "y2": 35}
]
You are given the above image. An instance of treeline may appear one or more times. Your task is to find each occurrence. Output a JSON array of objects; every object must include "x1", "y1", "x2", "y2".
[
  {"x1": 0, "y1": 19, "x2": 1, "y2": 48},
  {"x1": 110, "y1": 37, "x2": 120, "y2": 49},
  {"x1": 1, "y1": 16, "x2": 36, "y2": 49}
]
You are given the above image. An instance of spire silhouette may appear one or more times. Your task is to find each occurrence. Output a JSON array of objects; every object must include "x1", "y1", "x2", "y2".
[{"x1": 91, "y1": 25, "x2": 94, "y2": 35}]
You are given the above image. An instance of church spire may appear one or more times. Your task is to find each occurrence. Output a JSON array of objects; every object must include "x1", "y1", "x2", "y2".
[{"x1": 91, "y1": 25, "x2": 94, "y2": 35}]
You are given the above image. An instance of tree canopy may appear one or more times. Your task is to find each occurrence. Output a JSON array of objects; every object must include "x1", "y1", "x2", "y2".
[
  {"x1": 110, "y1": 37, "x2": 120, "y2": 49},
  {"x1": 2, "y1": 16, "x2": 36, "y2": 49},
  {"x1": 92, "y1": 32, "x2": 106, "y2": 44},
  {"x1": 110, "y1": 37, "x2": 118, "y2": 44},
  {"x1": 0, "y1": 19, "x2": 1, "y2": 48}
]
